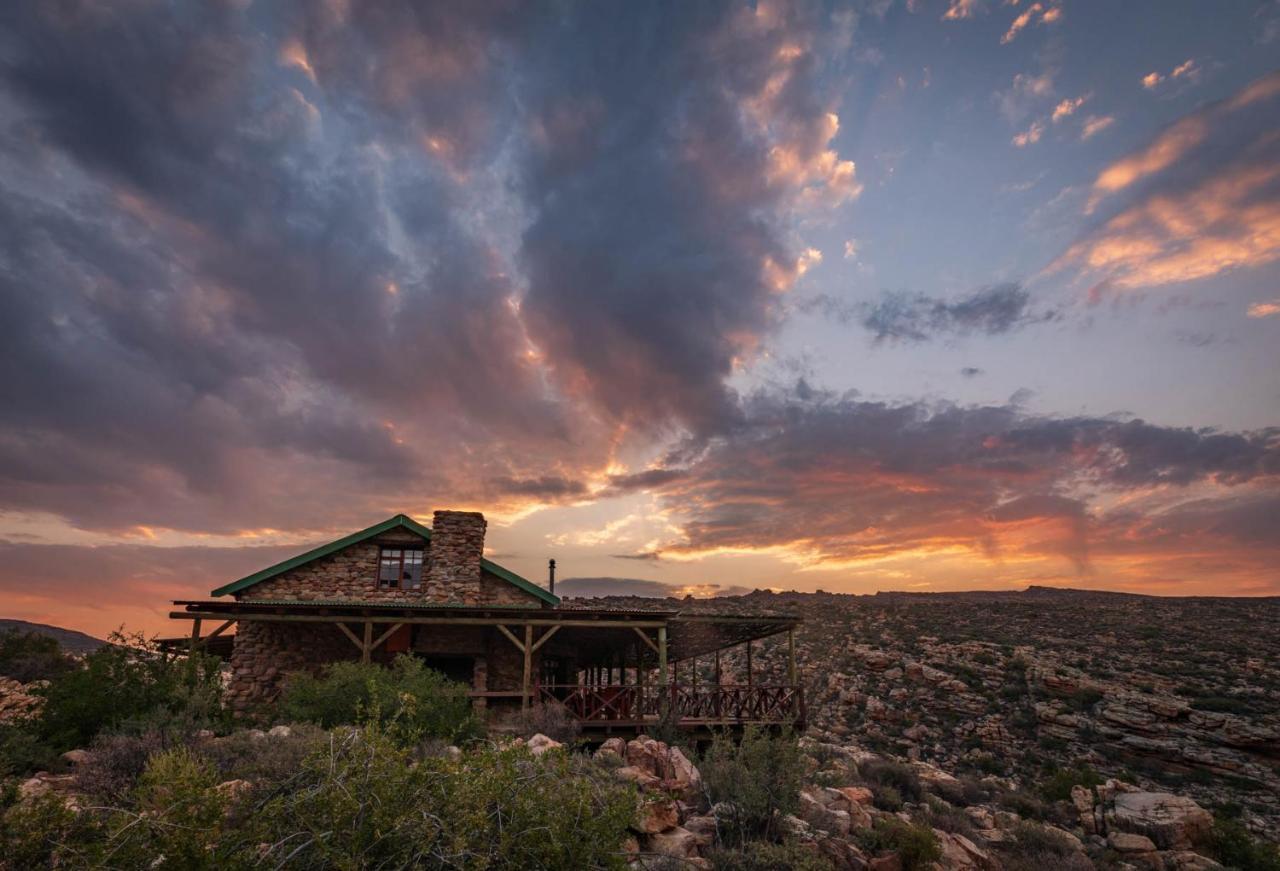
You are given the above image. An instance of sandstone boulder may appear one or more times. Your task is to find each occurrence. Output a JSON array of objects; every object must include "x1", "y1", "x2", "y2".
[
  {"x1": 1107, "y1": 791, "x2": 1213, "y2": 850},
  {"x1": 635, "y1": 797, "x2": 680, "y2": 834},
  {"x1": 645, "y1": 826, "x2": 699, "y2": 859},
  {"x1": 526, "y1": 733, "x2": 563, "y2": 756}
]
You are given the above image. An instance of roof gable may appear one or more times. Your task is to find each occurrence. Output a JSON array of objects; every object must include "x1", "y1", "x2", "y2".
[{"x1": 210, "y1": 514, "x2": 559, "y2": 605}]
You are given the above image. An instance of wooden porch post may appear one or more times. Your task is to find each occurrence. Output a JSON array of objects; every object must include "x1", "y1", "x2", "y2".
[
  {"x1": 188, "y1": 618, "x2": 202, "y2": 653},
  {"x1": 362, "y1": 621, "x2": 373, "y2": 664},
  {"x1": 715, "y1": 649, "x2": 721, "y2": 686},
  {"x1": 787, "y1": 628, "x2": 797, "y2": 685},
  {"x1": 522, "y1": 624, "x2": 533, "y2": 711},
  {"x1": 692, "y1": 654, "x2": 698, "y2": 689},
  {"x1": 745, "y1": 640, "x2": 753, "y2": 687},
  {"x1": 657, "y1": 625, "x2": 668, "y2": 687}
]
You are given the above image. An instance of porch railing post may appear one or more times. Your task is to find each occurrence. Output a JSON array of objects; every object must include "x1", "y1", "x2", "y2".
[
  {"x1": 787, "y1": 628, "x2": 797, "y2": 686},
  {"x1": 521, "y1": 624, "x2": 533, "y2": 711}
]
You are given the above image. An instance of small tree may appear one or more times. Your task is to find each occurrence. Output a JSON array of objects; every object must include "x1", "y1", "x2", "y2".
[
  {"x1": 0, "y1": 629, "x2": 75, "y2": 683},
  {"x1": 700, "y1": 726, "x2": 804, "y2": 846},
  {"x1": 35, "y1": 632, "x2": 225, "y2": 752}
]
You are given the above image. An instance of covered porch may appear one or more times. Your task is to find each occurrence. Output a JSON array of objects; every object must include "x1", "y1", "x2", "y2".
[{"x1": 169, "y1": 599, "x2": 804, "y2": 733}]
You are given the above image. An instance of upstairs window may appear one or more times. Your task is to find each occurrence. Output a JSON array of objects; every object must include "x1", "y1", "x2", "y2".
[{"x1": 378, "y1": 547, "x2": 423, "y2": 590}]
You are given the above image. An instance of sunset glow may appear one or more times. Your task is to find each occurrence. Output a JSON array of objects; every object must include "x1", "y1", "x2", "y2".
[{"x1": 1, "y1": 1, "x2": 1278, "y2": 639}]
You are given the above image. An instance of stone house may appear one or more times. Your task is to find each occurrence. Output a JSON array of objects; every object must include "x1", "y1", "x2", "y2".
[{"x1": 172, "y1": 510, "x2": 805, "y2": 734}]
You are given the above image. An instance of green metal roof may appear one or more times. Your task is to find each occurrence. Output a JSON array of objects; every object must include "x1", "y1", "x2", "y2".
[{"x1": 210, "y1": 514, "x2": 559, "y2": 606}]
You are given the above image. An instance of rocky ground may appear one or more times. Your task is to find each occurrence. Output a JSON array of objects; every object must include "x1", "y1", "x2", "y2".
[{"x1": 675, "y1": 587, "x2": 1280, "y2": 845}]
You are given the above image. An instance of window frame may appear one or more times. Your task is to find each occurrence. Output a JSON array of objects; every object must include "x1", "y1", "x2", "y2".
[{"x1": 377, "y1": 545, "x2": 424, "y2": 590}]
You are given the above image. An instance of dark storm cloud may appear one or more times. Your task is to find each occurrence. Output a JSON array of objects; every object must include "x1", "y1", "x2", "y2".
[
  {"x1": 960, "y1": 367, "x2": 985, "y2": 377},
  {"x1": 515, "y1": 4, "x2": 857, "y2": 434},
  {"x1": 0, "y1": 2, "x2": 856, "y2": 533},
  {"x1": 635, "y1": 390, "x2": 1280, "y2": 573},
  {"x1": 488, "y1": 476, "x2": 589, "y2": 499},
  {"x1": 859, "y1": 283, "x2": 1058, "y2": 342}
]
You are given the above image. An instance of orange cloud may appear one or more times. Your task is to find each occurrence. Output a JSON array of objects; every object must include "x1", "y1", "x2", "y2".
[{"x1": 1247, "y1": 300, "x2": 1280, "y2": 318}]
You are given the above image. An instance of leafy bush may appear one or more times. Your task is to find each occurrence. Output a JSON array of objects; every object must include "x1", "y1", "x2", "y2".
[
  {"x1": 75, "y1": 730, "x2": 172, "y2": 803},
  {"x1": 0, "y1": 630, "x2": 75, "y2": 684},
  {"x1": 195, "y1": 722, "x2": 325, "y2": 787},
  {"x1": 707, "y1": 840, "x2": 829, "y2": 871},
  {"x1": 0, "y1": 790, "x2": 103, "y2": 869},
  {"x1": 995, "y1": 821, "x2": 1093, "y2": 871},
  {"x1": 1207, "y1": 814, "x2": 1280, "y2": 871},
  {"x1": 857, "y1": 757, "x2": 923, "y2": 809},
  {"x1": 249, "y1": 723, "x2": 635, "y2": 869},
  {"x1": 35, "y1": 632, "x2": 225, "y2": 752},
  {"x1": 701, "y1": 726, "x2": 804, "y2": 845},
  {"x1": 0, "y1": 723, "x2": 60, "y2": 777},
  {"x1": 279, "y1": 655, "x2": 480, "y2": 744},
  {"x1": 102, "y1": 747, "x2": 235, "y2": 869},
  {"x1": 855, "y1": 818, "x2": 941, "y2": 871},
  {"x1": 920, "y1": 795, "x2": 977, "y2": 839},
  {"x1": 1039, "y1": 765, "x2": 1103, "y2": 802}
]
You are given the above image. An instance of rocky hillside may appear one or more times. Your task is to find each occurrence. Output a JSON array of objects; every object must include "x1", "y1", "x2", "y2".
[{"x1": 588, "y1": 587, "x2": 1280, "y2": 844}]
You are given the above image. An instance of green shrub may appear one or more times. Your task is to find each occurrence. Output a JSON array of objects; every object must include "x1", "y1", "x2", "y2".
[
  {"x1": 0, "y1": 630, "x2": 75, "y2": 684},
  {"x1": 0, "y1": 790, "x2": 103, "y2": 869},
  {"x1": 1208, "y1": 814, "x2": 1280, "y2": 871},
  {"x1": 0, "y1": 724, "x2": 60, "y2": 778},
  {"x1": 35, "y1": 632, "x2": 225, "y2": 752},
  {"x1": 995, "y1": 821, "x2": 1093, "y2": 871},
  {"x1": 75, "y1": 730, "x2": 172, "y2": 803},
  {"x1": 195, "y1": 722, "x2": 325, "y2": 788},
  {"x1": 920, "y1": 795, "x2": 977, "y2": 839},
  {"x1": 1039, "y1": 765, "x2": 1103, "y2": 802},
  {"x1": 279, "y1": 655, "x2": 480, "y2": 743},
  {"x1": 102, "y1": 747, "x2": 234, "y2": 869},
  {"x1": 249, "y1": 723, "x2": 635, "y2": 869},
  {"x1": 855, "y1": 818, "x2": 941, "y2": 871},
  {"x1": 707, "y1": 840, "x2": 829, "y2": 871},
  {"x1": 700, "y1": 726, "x2": 804, "y2": 845},
  {"x1": 857, "y1": 757, "x2": 923, "y2": 809}
]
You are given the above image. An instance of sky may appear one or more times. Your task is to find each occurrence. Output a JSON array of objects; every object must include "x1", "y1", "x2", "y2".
[{"x1": 0, "y1": 0, "x2": 1278, "y2": 638}]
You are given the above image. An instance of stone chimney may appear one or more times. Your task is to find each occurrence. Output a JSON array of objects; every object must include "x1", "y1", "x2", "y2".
[{"x1": 427, "y1": 510, "x2": 486, "y2": 604}]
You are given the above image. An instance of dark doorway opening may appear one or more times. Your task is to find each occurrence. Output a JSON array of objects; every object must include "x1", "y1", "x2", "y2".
[{"x1": 417, "y1": 654, "x2": 475, "y2": 685}]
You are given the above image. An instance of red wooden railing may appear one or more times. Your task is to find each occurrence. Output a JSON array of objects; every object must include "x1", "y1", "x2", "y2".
[{"x1": 536, "y1": 683, "x2": 805, "y2": 726}]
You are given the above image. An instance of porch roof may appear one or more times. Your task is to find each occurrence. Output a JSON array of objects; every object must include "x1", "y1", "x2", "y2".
[{"x1": 170, "y1": 597, "x2": 798, "y2": 661}]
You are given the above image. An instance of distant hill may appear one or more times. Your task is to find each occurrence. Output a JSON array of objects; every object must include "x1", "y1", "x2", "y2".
[{"x1": 0, "y1": 619, "x2": 106, "y2": 655}]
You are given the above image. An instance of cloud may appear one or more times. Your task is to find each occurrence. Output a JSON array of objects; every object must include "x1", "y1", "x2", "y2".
[
  {"x1": 942, "y1": 0, "x2": 983, "y2": 21},
  {"x1": 631, "y1": 391, "x2": 1280, "y2": 585},
  {"x1": 960, "y1": 367, "x2": 985, "y2": 378},
  {"x1": 1248, "y1": 300, "x2": 1280, "y2": 318},
  {"x1": 859, "y1": 283, "x2": 1058, "y2": 342},
  {"x1": 1001, "y1": 3, "x2": 1061, "y2": 44},
  {"x1": 0, "y1": 2, "x2": 860, "y2": 534},
  {"x1": 997, "y1": 72, "x2": 1055, "y2": 123},
  {"x1": 1142, "y1": 58, "x2": 1202, "y2": 91},
  {"x1": 1051, "y1": 94, "x2": 1088, "y2": 122},
  {"x1": 1058, "y1": 71, "x2": 1280, "y2": 290},
  {"x1": 556, "y1": 577, "x2": 753, "y2": 598},
  {"x1": 1012, "y1": 120, "x2": 1044, "y2": 147},
  {"x1": 1080, "y1": 115, "x2": 1115, "y2": 140}
]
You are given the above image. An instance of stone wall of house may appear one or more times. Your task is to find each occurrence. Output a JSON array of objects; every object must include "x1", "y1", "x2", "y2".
[
  {"x1": 225, "y1": 621, "x2": 353, "y2": 714},
  {"x1": 235, "y1": 515, "x2": 546, "y2": 607},
  {"x1": 243, "y1": 529, "x2": 425, "y2": 602}
]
